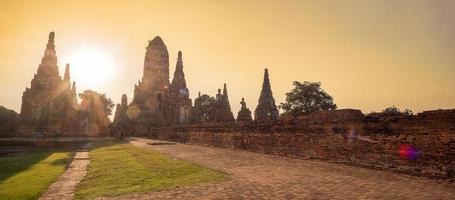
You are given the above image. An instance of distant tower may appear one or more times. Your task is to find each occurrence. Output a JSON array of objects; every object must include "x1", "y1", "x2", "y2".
[
  {"x1": 121, "y1": 94, "x2": 128, "y2": 107},
  {"x1": 254, "y1": 68, "x2": 279, "y2": 122},
  {"x1": 63, "y1": 63, "x2": 70, "y2": 82},
  {"x1": 130, "y1": 36, "x2": 184, "y2": 129},
  {"x1": 237, "y1": 98, "x2": 253, "y2": 123},
  {"x1": 170, "y1": 51, "x2": 188, "y2": 96},
  {"x1": 170, "y1": 51, "x2": 191, "y2": 124},
  {"x1": 132, "y1": 36, "x2": 170, "y2": 111},
  {"x1": 142, "y1": 36, "x2": 170, "y2": 90},
  {"x1": 213, "y1": 84, "x2": 234, "y2": 122}
]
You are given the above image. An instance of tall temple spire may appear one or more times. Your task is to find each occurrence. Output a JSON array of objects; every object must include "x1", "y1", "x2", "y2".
[
  {"x1": 72, "y1": 81, "x2": 76, "y2": 92},
  {"x1": 20, "y1": 32, "x2": 79, "y2": 133},
  {"x1": 254, "y1": 68, "x2": 279, "y2": 122},
  {"x1": 44, "y1": 32, "x2": 56, "y2": 58},
  {"x1": 171, "y1": 50, "x2": 188, "y2": 97},
  {"x1": 37, "y1": 31, "x2": 58, "y2": 76},
  {"x1": 223, "y1": 83, "x2": 228, "y2": 97},
  {"x1": 64, "y1": 63, "x2": 70, "y2": 82},
  {"x1": 143, "y1": 36, "x2": 169, "y2": 86},
  {"x1": 121, "y1": 94, "x2": 128, "y2": 107}
]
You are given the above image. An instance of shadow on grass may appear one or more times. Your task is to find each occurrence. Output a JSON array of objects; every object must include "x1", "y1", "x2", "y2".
[
  {"x1": 0, "y1": 151, "x2": 52, "y2": 182},
  {"x1": 50, "y1": 156, "x2": 72, "y2": 166}
]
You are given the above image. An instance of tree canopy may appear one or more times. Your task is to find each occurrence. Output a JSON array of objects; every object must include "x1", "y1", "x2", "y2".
[
  {"x1": 280, "y1": 81, "x2": 337, "y2": 116},
  {"x1": 382, "y1": 106, "x2": 413, "y2": 116},
  {"x1": 192, "y1": 94, "x2": 216, "y2": 122},
  {"x1": 79, "y1": 90, "x2": 114, "y2": 125}
]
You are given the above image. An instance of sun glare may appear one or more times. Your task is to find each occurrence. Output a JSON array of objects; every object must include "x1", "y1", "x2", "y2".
[{"x1": 65, "y1": 47, "x2": 116, "y2": 90}]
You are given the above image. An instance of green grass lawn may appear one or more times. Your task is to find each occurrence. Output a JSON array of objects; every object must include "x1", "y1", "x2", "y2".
[
  {"x1": 0, "y1": 151, "x2": 72, "y2": 200},
  {"x1": 75, "y1": 144, "x2": 227, "y2": 199}
]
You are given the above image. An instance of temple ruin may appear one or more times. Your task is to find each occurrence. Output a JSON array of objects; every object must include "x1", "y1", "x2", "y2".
[
  {"x1": 127, "y1": 37, "x2": 192, "y2": 134},
  {"x1": 254, "y1": 68, "x2": 279, "y2": 122},
  {"x1": 19, "y1": 32, "x2": 79, "y2": 135}
]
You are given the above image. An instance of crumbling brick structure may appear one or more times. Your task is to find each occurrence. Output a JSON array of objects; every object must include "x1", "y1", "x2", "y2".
[{"x1": 148, "y1": 109, "x2": 455, "y2": 180}]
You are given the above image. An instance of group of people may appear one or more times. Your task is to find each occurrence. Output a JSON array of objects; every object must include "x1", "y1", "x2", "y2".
[
  {"x1": 113, "y1": 130, "x2": 125, "y2": 140},
  {"x1": 34, "y1": 131, "x2": 47, "y2": 140}
]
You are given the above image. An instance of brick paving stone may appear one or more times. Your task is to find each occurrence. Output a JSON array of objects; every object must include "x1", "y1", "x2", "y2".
[
  {"x1": 98, "y1": 138, "x2": 455, "y2": 200},
  {"x1": 40, "y1": 143, "x2": 92, "y2": 200}
]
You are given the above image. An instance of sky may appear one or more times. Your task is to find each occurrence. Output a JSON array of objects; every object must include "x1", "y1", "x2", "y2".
[{"x1": 0, "y1": 0, "x2": 454, "y2": 116}]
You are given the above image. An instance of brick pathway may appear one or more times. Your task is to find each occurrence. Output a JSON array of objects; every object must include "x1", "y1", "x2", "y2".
[
  {"x1": 40, "y1": 143, "x2": 92, "y2": 200},
  {"x1": 102, "y1": 138, "x2": 455, "y2": 200}
]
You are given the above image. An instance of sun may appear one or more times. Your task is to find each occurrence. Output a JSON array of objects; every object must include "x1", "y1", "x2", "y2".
[{"x1": 65, "y1": 47, "x2": 116, "y2": 89}]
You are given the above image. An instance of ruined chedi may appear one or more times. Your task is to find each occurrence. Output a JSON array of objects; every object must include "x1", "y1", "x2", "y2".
[
  {"x1": 236, "y1": 98, "x2": 253, "y2": 123},
  {"x1": 254, "y1": 68, "x2": 279, "y2": 122},
  {"x1": 113, "y1": 94, "x2": 129, "y2": 131},
  {"x1": 170, "y1": 51, "x2": 192, "y2": 123},
  {"x1": 213, "y1": 84, "x2": 235, "y2": 122},
  {"x1": 20, "y1": 32, "x2": 78, "y2": 134},
  {"x1": 128, "y1": 36, "x2": 192, "y2": 133}
]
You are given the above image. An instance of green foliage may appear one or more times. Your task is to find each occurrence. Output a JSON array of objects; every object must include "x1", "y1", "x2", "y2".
[
  {"x1": 79, "y1": 90, "x2": 115, "y2": 126},
  {"x1": 75, "y1": 144, "x2": 226, "y2": 199},
  {"x1": 382, "y1": 106, "x2": 413, "y2": 116},
  {"x1": 280, "y1": 81, "x2": 337, "y2": 116},
  {"x1": 79, "y1": 90, "x2": 115, "y2": 116},
  {"x1": 192, "y1": 94, "x2": 217, "y2": 122},
  {"x1": 0, "y1": 151, "x2": 71, "y2": 200},
  {"x1": 0, "y1": 106, "x2": 19, "y2": 134}
]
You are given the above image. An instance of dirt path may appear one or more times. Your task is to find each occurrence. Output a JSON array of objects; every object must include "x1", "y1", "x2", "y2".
[
  {"x1": 109, "y1": 138, "x2": 455, "y2": 200},
  {"x1": 40, "y1": 143, "x2": 92, "y2": 200}
]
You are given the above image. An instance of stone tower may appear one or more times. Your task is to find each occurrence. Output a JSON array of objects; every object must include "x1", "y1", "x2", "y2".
[
  {"x1": 131, "y1": 36, "x2": 171, "y2": 127},
  {"x1": 170, "y1": 51, "x2": 192, "y2": 124},
  {"x1": 113, "y1": 94, "x2": 129, "y2": 133},
  {"x1": 130, "y1": 36, "x2": 192, "y2": 132},
  {"x1": 213, "y1": 84, "x2": 235, "y2": 122},
  {"x1": 20, "y1": 32, "x2": 79, "y2": 134},
  {"x1": 254, "y1": 68, "x2": 279, "y2": 122},
  {"x1": 143, "y1": 36, "x2": 170, "y2": 89}
]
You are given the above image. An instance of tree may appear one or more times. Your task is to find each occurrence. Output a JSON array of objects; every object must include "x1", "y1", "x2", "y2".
[
  {"x1": 192, "y1": 94, "x2": 216, "y2": 123},
  {"x1": 0, "y1": 106, "x2": 20, "y2": 136},
  {"x1": 382, "y1": 106, "x2": 413, "y2": 116},
  {"x1": 280, "y1": 81, "x2": 337, "y2": 116},
  {"x1": 79, "y1": 90, "x2": 114, "y2": 126}
]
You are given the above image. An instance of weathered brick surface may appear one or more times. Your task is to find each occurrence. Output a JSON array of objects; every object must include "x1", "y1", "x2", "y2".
[{"x1": 148, "y1": 109, "x2": 455, "y2": 180}]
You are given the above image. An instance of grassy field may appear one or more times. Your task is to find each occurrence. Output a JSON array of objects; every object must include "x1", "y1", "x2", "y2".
[
  {"x1": 75, "y1": 144, "x2": 227, "y2": 199},
  {"x1": 0, "y1": 151, "x2": 72, "y2": 200}
]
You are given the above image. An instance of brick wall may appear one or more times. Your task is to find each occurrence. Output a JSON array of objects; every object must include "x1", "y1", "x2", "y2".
[{"x1": 149, "y1": 109, "x2": 455, "y2": 180}]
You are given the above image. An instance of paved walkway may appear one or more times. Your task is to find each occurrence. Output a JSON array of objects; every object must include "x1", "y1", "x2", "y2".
[
  {"x1": 112, "y1": 138, "x2": 455, "y2": 200},
  {"x1": 40, "y1": 143, "x2": 92, "y2": 200}
]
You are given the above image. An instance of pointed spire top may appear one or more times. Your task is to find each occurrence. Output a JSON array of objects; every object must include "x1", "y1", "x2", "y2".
[
  {"x1": 223, "y1": 83, "x2": 228, "y2": 97},
  {"x1": 48, "y1": 32, "x2": 55, "y2": 43},
  {"x1": 121, "y1": 94, "x2": 128, "y2": 107},
  {"x1": 176, "y1": 50, "x2": 183, "y2": 70},
  {"x1": 64, "y1": 63, "x2": 70, "y2": 82},
  {"x1": 262, "y1": 68, "x2": 271, "y2": 90},
  {"x1": 198, "y1": 91, "x2": 201, "y2": 98},
  {"x1": 255, "y1": 67, "x2": 279, "y2": 122},
  {"x1": 71, "y1": 81, "x2": 76, "y2": 92},
  {"x1": 149, "y1": 36, "x2": 164, "y2": 47}
]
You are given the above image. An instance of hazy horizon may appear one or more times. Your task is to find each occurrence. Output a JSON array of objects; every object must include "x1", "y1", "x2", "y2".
[{"x1": 1, "y1": 0, "x2": 454, "y2": 116}]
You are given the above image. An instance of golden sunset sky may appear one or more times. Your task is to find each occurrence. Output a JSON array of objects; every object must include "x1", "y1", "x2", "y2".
[{"x1": 1, "y1": 0, "x2": 454, "y2": 115}]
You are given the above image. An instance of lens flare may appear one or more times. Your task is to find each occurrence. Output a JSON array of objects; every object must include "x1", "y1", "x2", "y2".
[{"x1": 399, "y1": 144, "x2": 420, "y2": 160}]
